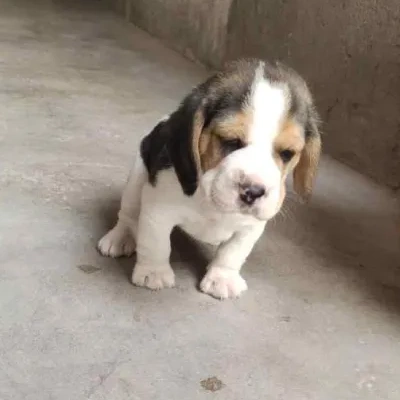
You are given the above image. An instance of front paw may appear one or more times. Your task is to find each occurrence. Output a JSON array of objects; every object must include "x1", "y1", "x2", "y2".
[
  {"x1": 200, "y1": 267, "x2": 248, "y2": 299},
  {"x1": 132, "y1": 264, "x2": 175, "y2": 290},
  {"x1": 97, "y1": 224, "x2": 136, "y2": 258}
]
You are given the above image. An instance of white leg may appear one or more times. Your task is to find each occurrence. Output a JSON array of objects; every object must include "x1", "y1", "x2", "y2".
[
  {"x1": 200, "y1": 223, "x2": 266, "y2": 299},
  {"x1": 131, "y1": 185, "x2": 176, "y2": 290},
  {"x1": 98, "y1": 153, "x2": 147, "y2": 258}
]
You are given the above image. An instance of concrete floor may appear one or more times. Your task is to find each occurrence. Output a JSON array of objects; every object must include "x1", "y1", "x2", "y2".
[{"x1": 1, "y1": 1, "x2": 399, "y2": 399}]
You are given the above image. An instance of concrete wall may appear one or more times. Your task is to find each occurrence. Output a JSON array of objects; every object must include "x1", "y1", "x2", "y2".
[{"x1": 105, "y1": 0, "x2": 400, "y2": 190}]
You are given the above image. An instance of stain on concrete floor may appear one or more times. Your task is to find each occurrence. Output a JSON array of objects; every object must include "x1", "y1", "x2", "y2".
[
  {"x1": 77, "y1": 264, "x2": 101, "y2": 274},
  {"x1": 200, "y1": 377, "x2": 225, "y2": 392}
]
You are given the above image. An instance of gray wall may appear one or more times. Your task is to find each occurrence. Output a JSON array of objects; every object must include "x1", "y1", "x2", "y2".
[{"x1": 105, "y1": 0, "x2": 400, "y2": 190}]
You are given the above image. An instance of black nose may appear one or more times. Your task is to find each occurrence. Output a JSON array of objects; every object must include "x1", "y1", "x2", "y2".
[{"x1": 239, "y1": 184, "x2": 266, "y2": 205}]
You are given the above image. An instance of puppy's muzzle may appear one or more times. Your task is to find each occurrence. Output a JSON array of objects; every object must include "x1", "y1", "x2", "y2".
[{"x1": 239, "y1": 183, "x2": 266, "y2": 206}]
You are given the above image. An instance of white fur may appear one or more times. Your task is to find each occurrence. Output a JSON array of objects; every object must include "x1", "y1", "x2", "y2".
[
  {"x1": 98, "y1": 71, "x2": 289, "y2": 299},
  {"x1": 99, "y1": 157, "x2": 266, "y2": 299},
  {"x1": 251, "y1": 63, "x2": 287, "y2": 143}
]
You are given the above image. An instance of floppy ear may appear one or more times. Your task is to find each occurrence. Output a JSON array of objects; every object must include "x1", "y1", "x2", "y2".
[
  {"x1": 140, "y1": 118, "x2": 173, "y2": 186},
  {"x1": 166, "y1": 89, "x2": 206, "y2": 196},
  {"x1": 293, "y1": 107, "x2": 321, "y2": 201},
  {"x1": 140, "y1": 85, "x2": 208, "y2": 196}
]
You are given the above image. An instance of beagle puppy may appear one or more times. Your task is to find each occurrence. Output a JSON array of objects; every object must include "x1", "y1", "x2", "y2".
[{"x1": 98, "y1": 58, "x2": 321, "y2": 299}]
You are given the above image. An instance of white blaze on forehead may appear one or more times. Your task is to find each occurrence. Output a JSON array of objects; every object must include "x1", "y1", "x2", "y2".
[{"x1": 249, "y1": 65, "x2": 287, "y2": 147}]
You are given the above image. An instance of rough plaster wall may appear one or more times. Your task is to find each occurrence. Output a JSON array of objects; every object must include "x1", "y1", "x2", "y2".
[
  {"x1": 119, "y1": 0, "x2": 231, "y2": 67},
  {"x1": 104, "y1": 0, "x2": 400, "y2": 189}
]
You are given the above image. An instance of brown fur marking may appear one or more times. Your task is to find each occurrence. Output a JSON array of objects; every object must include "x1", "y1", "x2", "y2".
[
  {"x1": 191, "y1": 109, "x2": 206, "y2": 176},
  {"x1": 273, "y1": 119, "x2": 305, "y2": 176},
  {"x1": 198, "y1": 109, "x2": 253, "y2": 172},
  {"x1": 293, "y1": 134, "x2": 321, "y2": 200},
  {"x1": 274, "y1": 118, "x2": 321, "y2": 200},
  {"x1": 274, "y1": 120, "x2": 305, "y2": 155}
]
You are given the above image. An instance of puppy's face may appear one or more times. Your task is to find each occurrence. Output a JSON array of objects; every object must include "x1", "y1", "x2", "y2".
[
  {"x1": 198, "y1": 113, "x2": 306, "y2": 220},
  {"x1": 191, "y1": 60, "x2": 321, "y2": 220},
  {"x1": 143, "y1": 59, "x2": 321, "y2": 221}
]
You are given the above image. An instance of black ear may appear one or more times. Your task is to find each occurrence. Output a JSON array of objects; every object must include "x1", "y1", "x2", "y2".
[
  {"x1": 140, "y1": 118, "x2": 173, "y2": 186},
  {"x1": 166, "y1": 90, "x2": 205, "y2": 195},
  {"x1": 140, "y1": 87, "x2": 206, "y2": 196}
]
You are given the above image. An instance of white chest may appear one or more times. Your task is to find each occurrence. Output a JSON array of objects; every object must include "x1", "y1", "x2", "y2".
[
  {"x1": 179, "y1": 218, "x2": 232, "y2": 245},
  {"x1": 178, "y1": 208, "x2": 258, "y2": 246}
]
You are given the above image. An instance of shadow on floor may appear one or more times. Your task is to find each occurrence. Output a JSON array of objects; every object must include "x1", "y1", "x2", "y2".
[{"x1": 272, "y1": 194, "x2": 400, "y2": 315}]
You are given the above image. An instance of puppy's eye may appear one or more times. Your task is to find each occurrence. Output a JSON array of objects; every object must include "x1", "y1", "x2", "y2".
[
  {"x1": 220, "y1": 138, "x2": 243, "y2": 153},
  {"x1": 279, "y1": 149, "x2": 295, "y2": 163}
]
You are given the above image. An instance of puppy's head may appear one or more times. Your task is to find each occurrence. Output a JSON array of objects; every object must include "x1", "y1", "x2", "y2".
[{"x1": 145, "y1": 59, "x2": 321, "y2": 221}]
